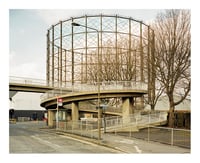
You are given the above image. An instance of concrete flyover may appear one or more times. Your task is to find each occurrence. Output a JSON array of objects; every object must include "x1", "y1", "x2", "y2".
[
  {"x1": 40, "y1": 89, "x2": 147, "y2": 108},
  {"x1": 40, "y1": 81, "x2": 148, "y2": 126},
  {"x1": 9, "y1": 76, "x2": 54, "y2": 93},
  {"x1": 9, "y1": 82, "x2": 54, "y2": 93},
  {"x1": 9, "y1": 77, "x2": 148, "y2": 124}
]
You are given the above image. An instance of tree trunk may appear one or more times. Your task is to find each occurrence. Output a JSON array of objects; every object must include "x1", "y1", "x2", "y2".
[
  {"x1": 150, "y1": 104, "x2": 155, "y2": 111},
  {"x1": 168, "y1": 103, "x2": 175, "y2": 128}
]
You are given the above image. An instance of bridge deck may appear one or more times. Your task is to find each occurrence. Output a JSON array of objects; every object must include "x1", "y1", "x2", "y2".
[
  {"x1": 9, "y1": 76, "x2": 148, "y2": 114},
  {"x1": 40, "y1": 89, "x2": 147, "y2": 109},
  {"x1": 9, "y1": 83, "x2": 54, "y2": 93}
]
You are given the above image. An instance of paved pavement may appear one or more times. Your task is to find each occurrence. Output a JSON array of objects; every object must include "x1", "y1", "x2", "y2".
[
  {"x1": 9, "y1": 122, "x2": 120, "y2": 153},
  {"x1": 55, "y1": 130, "x2": 190, "y2": 154},
  {"x1": 101, "y1": 133, "x2": 190, "y2": 153},
  {"x1": 9, "y1": 121, "x2": 190, "y2": 154}
]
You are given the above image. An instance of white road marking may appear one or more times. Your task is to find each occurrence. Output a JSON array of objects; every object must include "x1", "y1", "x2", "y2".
[
  {"x1": 31, "y1": 135, "x2": 61, "y2": 149},
  {"x1": 117, "y1": 139, "x2": 135, "y2": 144},
  {"x1": 59, "y1": 135, "x2": 99, "y2": 147},
  {"x1": 134, "y1": 145, "x2": 142, "y2": 153},
  {"x1": 115, "y1": 139, "x2": 142, "y2": 153}
]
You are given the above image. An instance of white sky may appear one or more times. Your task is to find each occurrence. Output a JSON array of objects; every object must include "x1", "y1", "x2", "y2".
[{"x1": 1, "y1": 0, "x2": 199, "y2": 163}]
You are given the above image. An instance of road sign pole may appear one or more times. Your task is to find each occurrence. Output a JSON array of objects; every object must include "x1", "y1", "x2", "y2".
[
  {"x1": 56, "y1": 97, "x2": 63, "y2": 130},
  {"x1": 56, "y1": 98, "x2": 58, "y2": 130}
]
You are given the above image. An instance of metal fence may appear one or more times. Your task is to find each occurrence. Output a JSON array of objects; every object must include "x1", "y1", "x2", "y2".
[
  {"x1": 55, "y1": 111, "x2": 169, "y2": 141},
  {"x1": 103, "y1": 111, "x2": 167, "y2": 131},
  {"x1": 112, "y1": 126, "x2": 190, "y2": 149},
  {"x1": 56, "y1": 120, "x2": 99, "y2": 139},
  {"x1": 55, "y1": 111, "x2": 190, "y2": 149}
]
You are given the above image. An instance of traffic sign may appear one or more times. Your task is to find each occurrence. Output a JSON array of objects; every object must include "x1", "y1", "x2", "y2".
[{"x1": 57, "y1": 98, "x2": 63, "y2": 106}]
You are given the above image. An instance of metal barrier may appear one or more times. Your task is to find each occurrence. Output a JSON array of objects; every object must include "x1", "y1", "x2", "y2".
[
  {"x1": 54, "y1": 111, "x2": 190, "y2": 149},
  {"x1": 55, "y1": 111, "x2": 168, "y2": 141},
  {"x1": 57, "y1": 120, "x2": 99, "y2": 139},
  {"x1": 113, "y1": 125, "x2": 190, "y2": 149},
  {"x1": 104, "y1": 111, "x2": 167, "y2": 130}
]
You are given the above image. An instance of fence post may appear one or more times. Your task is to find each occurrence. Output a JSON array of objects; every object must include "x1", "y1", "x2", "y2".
[
  {"x1": 148, "y1": 125, "x2": 150, "y2": 142},
  {"x1": 135, "y1": 116, "x2": 137, "y2": 125},
  {"x1": 72, "y1": 121, "x2": 73, "y2": 134},
  {"x1": 149, "y1": 113, "x2": 151, "y2": 123},
  {"x1": 171, "y1": 128, "x2": 174, "y2": 146},
  {"x1": 81, "y1": 120, "x2": 82, "y2": 136},
  {"x1": 158, "y1": 112, "x2": 160, "y2": 121},
  {"x1": 91, "y1": 124, "x2": 93, "y2": 138},
  {"x1": 64, "y1": 122, "x2": 66, "y2": 131}
]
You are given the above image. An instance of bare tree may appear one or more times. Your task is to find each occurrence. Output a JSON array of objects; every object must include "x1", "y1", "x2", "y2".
[
  {"x1": 153, "y1": 10, "x2": 191, "y2": 127},
  {"x1": 87, "y1": 38, "x2": 141, "y2": 82},
  {"x1": 142, "y1": 26, "x2": 163, "y2": 111}
]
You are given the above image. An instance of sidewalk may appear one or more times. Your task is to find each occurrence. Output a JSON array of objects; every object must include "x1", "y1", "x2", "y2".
[
  {"x1": 101, "y1": 133, "x2": 190, "y2": 153},
  {"x1": 54, "y1": 129, "x2": 190, "y2": 153}
]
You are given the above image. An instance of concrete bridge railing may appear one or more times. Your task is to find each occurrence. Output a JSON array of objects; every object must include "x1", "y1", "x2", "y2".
[
  {"x1": 40, "y1": 81, "x2": 147, "y2": 102},
  {"x1": 9, "y1": 76, "x2": 47, "y2": 86}
]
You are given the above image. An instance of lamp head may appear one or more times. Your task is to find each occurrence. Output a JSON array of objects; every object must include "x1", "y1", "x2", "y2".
[{"x1": 71, "y1": 22, "x2": 80, "y2": 26}]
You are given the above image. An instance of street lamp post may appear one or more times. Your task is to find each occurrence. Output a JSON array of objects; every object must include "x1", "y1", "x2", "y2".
[
  {"x1": 72, "y1": 22, "x2": 102, "y2": 141},
  {"x1": 56, "y1": 98, "x2": 59, "y2": 130}
]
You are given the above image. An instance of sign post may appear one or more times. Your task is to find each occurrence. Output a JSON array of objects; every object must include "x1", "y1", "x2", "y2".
[{"x1": 56, "y1": 97, "x2": 63, "y2": 130}]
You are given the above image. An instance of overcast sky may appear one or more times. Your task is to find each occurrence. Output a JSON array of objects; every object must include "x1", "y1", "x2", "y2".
[{"x1": 9, "y1": 9, "x2": 164, "y2": 79}]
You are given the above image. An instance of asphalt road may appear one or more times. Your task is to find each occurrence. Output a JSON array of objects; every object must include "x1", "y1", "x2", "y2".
[{"x1": 9, "y1": 121, "x2": 119, "y2": 153}]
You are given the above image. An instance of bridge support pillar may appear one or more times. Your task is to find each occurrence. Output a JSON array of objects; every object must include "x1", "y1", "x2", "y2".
[
  {"x1": 48, "y1": 110, "x2": 55, "y2": 127},
  {"x1": 71, "y1": 102, "x2": 79, "y2": 121},
  {"x1": 122, "y1": 97, "x2": 134, "y2": 124},
  {"x1": 135, "y1": 96, "x2": 145, "y2": 110}
]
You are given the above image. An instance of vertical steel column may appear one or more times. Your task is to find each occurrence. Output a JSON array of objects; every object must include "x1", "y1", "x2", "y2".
[
  {"x1": 81, "y1": 51, "x2": 83, "y2": 83},
  {"x1": 151, "y1": 29, "x2": 156, "y2": 102},
  {"x1": 57, "y1": 46, "x2": 60, "y2": 87},
  {"x1": 60, "y1": 21, "x2": 63, "y2": 87},
  {"x1": 46, "y1": 30, "x2": 50, "y2": 86},
  {"x1": 129, "y1": 18, "x2": 132, "y2": 80},
  {"x1": 64, "y1": 49, "x2": 67, "y2": 87},
  {"x1": 134, "y1": 49, "x2": 137, "y2": 82},
  {"x1": 140, "y1": 22, "x2": 144, "y2": 82},
  {"x1": 85, "y1": 15, "x2": 88, "y2": 83},
  {"x1": 71, "y1": 18, "x2": 74, "y2": 85},
  {"x1": 100, "y1": 14, "x2": 103, "y2": 82},
  {"x1": 51, "y1": 25, "x2": 55, "y2": 87},
  {"x1": 97, "y1": 28, "x2": 101, "y2": 142},
  {"x1": 139, "y1": 22, "x2": 145, "y2": 110},
  {"x1": 147, "y1": 26, "x2": 152, "y2": 103},
  {"x1": 115, "y1": 15, "x2": 118, "y2": 81}
]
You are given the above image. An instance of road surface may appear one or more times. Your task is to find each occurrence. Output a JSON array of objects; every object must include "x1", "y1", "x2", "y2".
[{"x1": 9, "y1": 121, "x2": 119, "y2": 153}]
